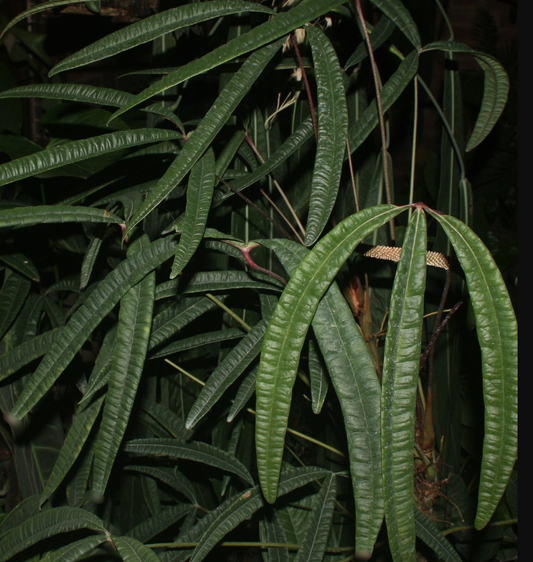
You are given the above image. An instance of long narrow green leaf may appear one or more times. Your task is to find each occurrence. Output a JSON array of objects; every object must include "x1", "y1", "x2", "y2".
[
  {"x1": 125, "y1": 465, "x2": 197, "y2": 504},
  {"x1": 149, "y1": 296, "x2": 219, "y2": 350},
  {"x1": 256, "y1": 204, "x2": 404, "y2": 503},
  {"x1": 185, "y1": 319, "x2": 267, "y2": 429},
  {"x1": 294, "y1": 473, "x2": 337, "y2": 562},
  {"x1": 381, "y1": 209, "x2": 427, "y2": 562},
  {"x1": 109, "y1": 0, "x2": 347, "y2": 123},
  {"x1": 0, "y1": 83, "x2": 183, "y2": 128},
  {"x1": 345, "y1": 16, "x2": 395, "y2": 69},
  {"x1": 414, "y1": 510, "x2": 462, "y2": 562},
  {"x1": 150, "y1": 327, "x2": 243, "y2": 360},
  {"x1": 9, "y1": 236, "x2": 177, "y2": 420},
  {"x1": 113, "y1": 536, "x2": 161, "y2": 562},
  {"x1": 0, "y1": 507, "x2": 105, "y2": 562},
  {"x1": 0, "y1": 330, "x2": 57, "y2": 383},
  {"x1": 307, "y1": 339, "x2": 328, "y2": 415},
  {"x1": 180, "y1": 270, "x2": 282, "y2": 294},
  {"x1": 304, "y1": 25, "x2": 348, "y2": 245},
  {"x1": 368, "y1": 0, "x2": 421, "y2": 48},
  {"x1": 50, "y1": 1, "x2": 276, "y2": 76},
  {"x1": 0, "y1": 253, "x2": 39, "y2": 281},
  {"x1": 348, "y1": 50, "x2": 419, "y2": 154},
  {"x1": 92, "y1": 237, "x2": 156, "y2": 497},
  {"x1": 125, "y1": 40, "x2": 283, "y2": 236},
  {"x1": 216, "y1": 117, "x2": 314, "y2": 205},
  {"x1": 0, "y1": 129, "x2": 179, "y2": 187},
  {"x1": 141, "y1": 398, "x2": 192, "y2": 440},
  {"x1": 126, "y1": 504, "x2": 194, "y2": 544},
  {"x1": 40, "y1": 395, "x2": 105, "y2": 507},
  {"x1": 124, "y1": 438, "x2": 254, "y2": 486},
  {"x1": 264, "y1": 239, "x2": 383, "y2": 553},
  {"x1": 39, "y1": 535, "x2": 107, "y2": 562},
  {"x1": 190, "y1": 487, "x2": 264, "y2": 562},
  {"x1": 427, "y1": 210, "x2": 517, "y2": 529},
  {"x1": 422, "y1": 41, "x2": 509, "y2": 151},
  {"x1": 0, "y1": 270, "x2": 31, "y2": 340},
  {"x1": 170, "y1": 149, "x2": 216, "y2": 278},
  {"x1": 227, "y1": 366, "x2": 257, "y2": 422},
  {"x1": 0, "y1": 205, "x2": 123, "y2": 229}
]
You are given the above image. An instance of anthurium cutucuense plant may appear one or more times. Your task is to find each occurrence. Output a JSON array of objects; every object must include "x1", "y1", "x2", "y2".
[{"x1": 0, "y1": 1, "x2": 516, "y2": 561}]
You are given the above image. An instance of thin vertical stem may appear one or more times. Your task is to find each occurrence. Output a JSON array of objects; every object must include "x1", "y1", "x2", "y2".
[
  {"x1": 408, "y1": 78, "x2": 419, "y2": 219},
  {"x1": 355, "y1": 0, "x2": 395, "y2": 241}
]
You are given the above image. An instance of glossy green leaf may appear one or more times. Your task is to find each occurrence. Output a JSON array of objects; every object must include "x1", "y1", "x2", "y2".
[
  {"x1": 180, "y1": 270, "x2": 282, "y2": 294},
  {"x1": 50, "y1": 1, "x2": 276, "y2": 76},
  {"x1": 9, "y1": 236, "x2": 177, "y2": 420},
  {"x1": 113, "y1": 536, "x2": 161, "y2": 562},
  {"x1": 40, "y1": 395, "x2": 104, "y2": 507},
  {"x1": 0, "y1": 206, "x2": 122, "y2": 230},
  {"x1": 263, "y1": 238, "x2": 383, "y2": 552},
  {"x1": 186, "y1": 319, "x2": 267, "y2": 429},
  {"x1": 140, "y1": 398, "x2": 192, "y2": 440},
  {"x1": 262, "y1": 508, "x2": 289, "y2": 562},
  {"x1": 124, "y1": 438, "x2": 254, "y2": 486},
  {"x1": 414, "y1": 510, "x2": 462, "y2": 562},
  {"x1": 170, "y1": 149, "x2": 216, "y2": 278},
  {"x1": 348, "y1": 50, "x2": 419, "y2": 154},
  {"x1": 256, "y1": 204, "x2": 404, "y2": 503},
  {"x1": 422, "y1": 41, "x2": 509, "y2": 151},
  {"x1": 304, "y1": 25, "x2": 348, "y2": 245},
  {"x1": 109, "y1": 0, "x2": 347, "y2": 122},
  {"x1": 307, "y1": 339, "x2": 328, "y2": 415},
  {"x1": 0, "y1": 507, "x2": 105, "y2": 562},
  {"x1": 150, "y1": 327, "x2": 243, "y2": 360},
  {"x1": 39, "y1": 535, "x2": 107, "y2": 562},
  {"x1": 92, "y1": 237, "x2": 156, "y2": 496},
  {"x1": 227, "y1": 366, "x2": 257, "y2": 422},
  {"x1": 149, "y1": 296, "x2": 219, "y2": 350},
  {"x1": 0, "y1": 129, "x2": 180, "y2": 187},
  {"x1": 381, "y1": 209, "x2": 427, "y2": 562},
  {"x1": 0, "y1": 331, "x2": 58, "y2": 383},
  {"x1": 80, "y1": 230, "x2": 105, "y2": 290},
  {"x1": 0, "y1": 0, "x2": 97, "y2": 38},
  {"x1": 294, "y1": 473, "x2": 337, "y2": 562},
  {"x1": 0, "y1": 270, "x2": 30, "y2": 340},
  {"x1": 125, "y1": 40, "x2": 283, "y2": 236},
  {"x1": 42, "y1": 297, "x2": 65, "y2": 328},
  {"x1": 0, "y1": 253, "x2": 39, "y2": 281},
  {"x1": 427, "y1": 210, "x2": 517, "y2": 529},
  {"x1": 125, "y1": 465, "x2": 197, "y2": 504},
  {"x1": 368, "y1": 0, "x2": 421, "y2": 48},
  {"x1": 77, "y1": 324, "x2": 117, "y2": 410},
  {"x1": 217, "y1": 117, "x2": 314, "y2": 205},
  {"x1": 127, "y1": 504, "x2": 194, "y2": 544},
  {"x1": 345, "y1": 16, "x2": 395, "y2": 69},
  {"x1": 0, "y1": 83, "x2": 183, "y2": 128}
]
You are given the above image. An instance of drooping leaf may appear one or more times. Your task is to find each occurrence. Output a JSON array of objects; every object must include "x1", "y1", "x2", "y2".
[
  {"x1": 345, "y1": 16, "x2": 395, "y2": 69},
  {"x1": 9, "y1": 236, "x2": 177, "y2": 420},
  {"x1": 140, "y1": 398, "x2": 192, "y2": 440},
  {"x1": 0, "y1": 507, "x2": 106, "y2": 562},
  {"x1": 422, "y1": 41, "x2": 510, "y2": 151},
  {"x1": 124, "y1": 438, "x2": 254, "y2": 486},
  {"x1": 0, "y1": 83, "x2": 183, "y2": 128},
  {"x1": 113, "y1": 535, "x2": 162, "y2": 562},
  {"x1": 170, "y1": 149, "x2": 216, "y2": 278},
  {"x1": 255, "y1": 204, "x2": 404, "y2": 503},
  {"x1": 126, "y1": 504, "x2": 195, "y2": 544},
  {"x1": 185, "y1": 319, "x2": 267, "y2": 429},
  {"x1": 108, "y1": 0, "x2": 348, "y2": 122},
  {"x1": 125, "y1": 40, "x2": 284, "y2": 236},
  {"x1": 227, "y1": 366, "x2": 257, "y2": 422},
  {"x1": 427, "y1": 210, "x2": 517, "y2": 530},
  {"x1": 381, "y1": 209, "x2": 427, "y2": 562},
  {"x1": 0, "y1": 270, "x2": 31, "y2": 340},
  {"x1": 304, "y1": 25, "x2": 348, "y2": 245},
  {"x1": 0, "y1": 129, "x2": 180, "y2": 187},
  {"x1": 294, "y1": 473, "x2": 337, "y2": 562},
  {"x1": 368, "y1": 0, "x2": 421, "y2": 48},
  {"x1": 307, "y1": 338, "x2": 328, "y2": 415},
  {"x1": 92, "y1": 236, "x2": 156, "y2": 497},
  {"x1": 263, "y1": 238, "x2": 383, "y2": 553},
  {"x1": 0, "y1": 253, "x2": 39, "y2": 281},
  {"x1": 125, "y1": 465, "x2": 197, "y2": 505},
  {"x1": 414, "y1": 509, "x2": 462, "y2": 562},
  {"x1": 39, "y1": 395, "x2": 104, "y2": 507},
  {"x1": 39, "y1": 535, "x2": 108, "y2": 562},
  {"x1": 49, "y1": 1, "x2": 276, "y2": 76}
]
